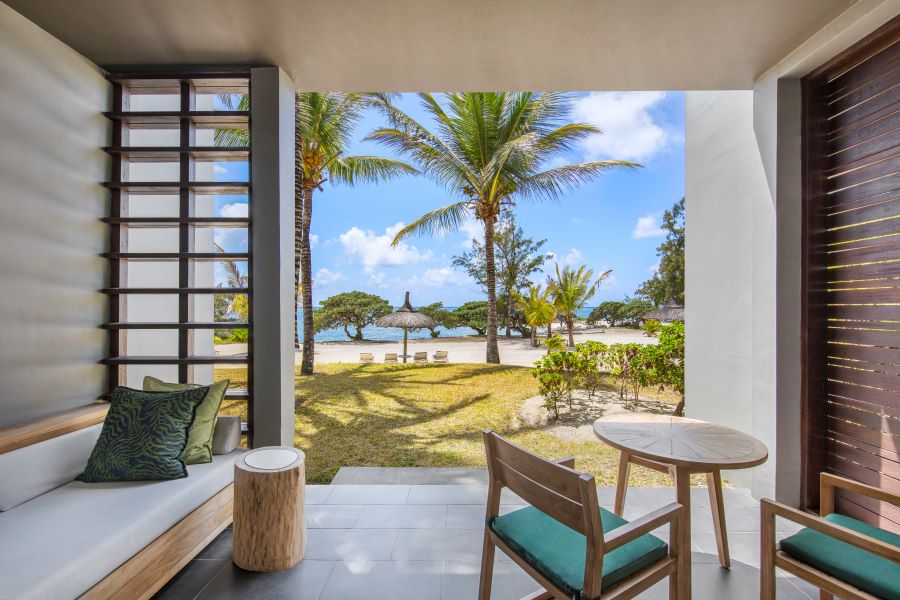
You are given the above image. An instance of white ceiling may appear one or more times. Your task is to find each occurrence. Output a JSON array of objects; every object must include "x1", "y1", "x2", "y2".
[{"x1": 5, "y1": 0, "x2": 859, "y2": 90}]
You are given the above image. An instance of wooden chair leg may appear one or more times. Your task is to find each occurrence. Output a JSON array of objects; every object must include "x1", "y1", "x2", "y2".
[
  {"x1": 614, "y1": 451, "x2": 631, "y2": 516},
  {"x1": 707, "y1": 471, "x2": 731, "y2": 568},
  {"x1": 760, "y1": 501, "x2": 776, "y2": 600},
  {"x1": 478, "y1": 529, "x2": 495, "y2": 600},
  {"x1": 819, "y1": 593, "x2": 833, "y2": 600}
]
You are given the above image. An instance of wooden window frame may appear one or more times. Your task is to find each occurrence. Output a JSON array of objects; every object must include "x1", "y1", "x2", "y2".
[{"x1": 102, "y1": 68, "x2": 253, "y2": 437}]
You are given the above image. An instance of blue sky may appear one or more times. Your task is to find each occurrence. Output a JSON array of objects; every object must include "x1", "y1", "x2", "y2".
[{"x1": 214, "y1": 92, "x2": 684, "y2": 307}]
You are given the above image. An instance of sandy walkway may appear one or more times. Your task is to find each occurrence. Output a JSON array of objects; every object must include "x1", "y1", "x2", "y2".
[{"x1": 216, "y1": 327, "x2": 656, "y2": 368}]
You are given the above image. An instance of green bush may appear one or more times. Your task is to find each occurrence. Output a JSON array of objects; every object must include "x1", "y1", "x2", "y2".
[
  {"x1": 574, "y1": 341, "x2": 607, "y2": 400},
  {"x1": 643, "y1": 319, "x2": 661, "y2": 337}
]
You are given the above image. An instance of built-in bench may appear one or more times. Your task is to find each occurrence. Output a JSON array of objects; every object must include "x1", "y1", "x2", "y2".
[{"x1": 0, "y1": 404, "x2": 243, "y2": 600}]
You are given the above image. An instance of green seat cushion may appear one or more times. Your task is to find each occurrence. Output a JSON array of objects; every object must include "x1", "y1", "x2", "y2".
[
  {"x1": 780, "y1": 513, "x2": 900, "y2": 600},
  {"x1": 490, "y1": 505, "x2": 668, "y2": 600},
  {"x1": 143, "y1": 376, "x2": 229, "y2": 464},
  {"x1": 78, "y1": 386, "x2": 210, "y2": 482}
]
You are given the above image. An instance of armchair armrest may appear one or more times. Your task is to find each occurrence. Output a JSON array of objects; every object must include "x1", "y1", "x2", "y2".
[
  {"x1": 604, "y1": 502, "x2": 683, "y2": 552},
  {"x1": 820, "y1": 473, "x2": 900, "y2": 515},
  {"x1": 553, "y1": 457, "x2": 576, "y2": 469},
  {"x1": 761, "y1": 499, "x2": 900, "y2": 563}
]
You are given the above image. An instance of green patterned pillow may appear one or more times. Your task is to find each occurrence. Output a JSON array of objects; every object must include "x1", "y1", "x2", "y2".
[
  {"x1": 143, "y1": 377, "x2": 230, "y2": 464},
  {"x1": 78, "y1": 386, "x2": 209, "y2": 482}
]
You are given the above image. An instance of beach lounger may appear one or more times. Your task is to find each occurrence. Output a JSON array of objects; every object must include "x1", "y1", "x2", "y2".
[
  {"x1": 384, "y1": 353, "x2": 398, "y2": 363},
  {"x1": 413, "y1": 351, "x2": 428, "y2": 363},
  {"x1": 433, "y1": 350, "x2": 448, "y2": 363},
  {"x1": 359, "y1": 352, "x2": 374, "y2": 364}
]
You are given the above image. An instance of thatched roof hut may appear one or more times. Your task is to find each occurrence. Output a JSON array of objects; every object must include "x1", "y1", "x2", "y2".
[
  {"x1": 645, "y1": 299, "x2": 685, "y2": 323},
  {"x1": 375, "y1": 292, "x2": 436, "y2": 363}
]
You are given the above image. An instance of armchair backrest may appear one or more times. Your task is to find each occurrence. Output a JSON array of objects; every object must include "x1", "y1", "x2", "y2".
[{"x1": 483, "y1": 430, "x2": 605, "y2": 592}]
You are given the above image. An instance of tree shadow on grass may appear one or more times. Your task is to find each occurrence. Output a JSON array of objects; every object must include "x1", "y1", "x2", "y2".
[{"x1": 292, "y1": 363, "x2": 535, "y2": 482}]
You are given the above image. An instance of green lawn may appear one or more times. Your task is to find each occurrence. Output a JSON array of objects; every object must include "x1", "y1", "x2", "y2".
[{"x1": 216, "y1": 363, "x2": 682, "y2": 485}]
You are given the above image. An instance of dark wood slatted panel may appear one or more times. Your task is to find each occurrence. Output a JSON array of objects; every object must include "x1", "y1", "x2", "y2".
[
  {"x1": 805, "y1": 21, "x2": 900, "y2": 528},
  {"x1": 102, "y1": 70, "x2": 253, "y2": 436}
]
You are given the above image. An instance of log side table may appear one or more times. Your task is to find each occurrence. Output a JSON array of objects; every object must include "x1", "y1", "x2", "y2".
[{"x1": 233, "y1": 446, "x2": 306, "y2": 572}]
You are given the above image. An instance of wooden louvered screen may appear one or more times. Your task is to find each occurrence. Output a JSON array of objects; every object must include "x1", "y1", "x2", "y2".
[{"x1": 803, "y1": 17, "x2": 900, "y2": 529}]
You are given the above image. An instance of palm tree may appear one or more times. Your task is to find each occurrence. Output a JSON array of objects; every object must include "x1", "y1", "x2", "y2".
[
  {"x1": 220, "y1": 93, "x2": 416, "y2": 375},
  {"x1": 367, "y1": 93, "x2": 637, "y2": 363},
  {"x1": 514, "y1": 285, "x2": 556, "y2": 347},
  {"x1": 549, "y1": 264, "x2": 612, "y2": 347}
]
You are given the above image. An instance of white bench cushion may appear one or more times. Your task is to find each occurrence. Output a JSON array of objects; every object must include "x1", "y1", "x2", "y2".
[
  {"x1": 0, "y1": 424, "x2": 101, "y2": 511},
  {"x1": 0, "y1": 450, "x2": 244, "y2": 600}
]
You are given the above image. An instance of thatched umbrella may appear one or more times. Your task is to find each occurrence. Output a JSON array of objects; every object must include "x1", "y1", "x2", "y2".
[
  {"x1": 375, "y1": 291, "x2": 436, "y2": 363},
  {"x1": 645, "y1": 299, "x2": 685, "y2": 323}
]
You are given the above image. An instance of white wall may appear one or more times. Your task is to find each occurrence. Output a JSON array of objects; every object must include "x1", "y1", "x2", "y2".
[
  {"x1": 684, "y1": 91, "x2": 766, "y2": 492},
  {"x1": 685, "y1": 0, "x2": 900, "y2": 503},
  {"x1": 0, "y1": 4, "x2": 109, "y2": 427}
]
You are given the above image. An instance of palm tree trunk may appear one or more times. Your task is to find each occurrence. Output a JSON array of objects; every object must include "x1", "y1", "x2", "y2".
[
  {"x1": 567, "y1": 315, "x2": 575, "y2": 347},
  {"x1": 294, "y1": 96, "x2": 303, "y2": 351},
  {"x1": 484, "y1": 218, "x2": 500, "y2": 364},
  {"x1": 299, "y1": 184, "x2": 315, "y2": 375},
  {"x1": 530, "y1": 326, "x2": 536, "y2": 347}
]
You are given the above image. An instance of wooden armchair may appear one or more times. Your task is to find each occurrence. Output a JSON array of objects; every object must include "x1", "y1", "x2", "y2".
[
  {"x1": 384, "y1": 353, "x2": 398, "y2": 364},
  {"x1": 359, "y1": 352, "x2": 374, "y2": 364},
  {"x1": 761, "y1": 473, "x2": 900, "y2": 600},
  {"x1": 480, "y1": 431, "x2": 685, "y2": 600},
  {"x1": 433, "y1": 350, "x2": 449, "y2": 363},
  {"x1": 413, "y1": 351, "x2": 428, "y2": 363}
]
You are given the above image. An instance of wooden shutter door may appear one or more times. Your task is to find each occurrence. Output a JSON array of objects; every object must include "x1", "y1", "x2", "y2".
[{"x1": 803, "y1": 17, "x2": 900, "y2": 529}]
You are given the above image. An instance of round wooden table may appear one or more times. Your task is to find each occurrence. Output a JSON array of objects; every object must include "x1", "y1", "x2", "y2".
[
  {"x1": 233, "y1": 446, "x2": 306, "y2": 572},
  {"x1": 593, "y1": 414, "x2": 768, "y2": 599}
]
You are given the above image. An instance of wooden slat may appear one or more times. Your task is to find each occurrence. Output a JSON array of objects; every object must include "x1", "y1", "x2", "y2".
[
  {"x1": 827, "y1": 211, "x2": 900, "y2": 245},
  {"x1": 102, "y1": 322, "x2": 249, "y2": 329},
  {"x1": 101, "y1": 356, "x2": 248, "y2": 365},
  {"x1": 827, "y1": 452, "x2": 900, "y2": 495},
  {"x1": 834, "y1": 492, "x2": 900, "y2": 531},
  {"x1": 827, "y1": 380, "x2": 900, "y2": 409},
  {"x1": 827, "y1": 362, "x2": 900, "y2": 392},
  {"x1": 826, "y1": 341, "x2": 900, "y2": 368},
  {"x1": 827, "y1": 40, "x2": 900, "y2": 96},
  {"x1": 103, "y1": 182, "x2": 249, "y2": 195},
  {"x1": 828, "y1": 419, "x2": 900, "y2": 459},
  {"x1": 828, "y1": 354, "x2": 900, "y2": 377},
  {"x1": 827, "y1": 286, "x2": 900, "y2": 304},
  {"x1": 827, "y1": 153, "x2": 900, "y2": 188},
  {"x1": 103, "y1": 111, "x2": 249, "y2": 129},
  {"x1": 828, "y1": 303, "x2": 900, "y2": 321},
  {"x1": 103, "y1": 146, "x2": 249, "y2": 162},
  {"x1": 102, "y1": 217, "x2": 249, "y2": 227},
  {"x1": 0, "y1": 403, "x2": 109, "y2": 454},
  {"x1": 826, "y1": 326, "x2": 900, "y2": 348},
  {"x1": 828, "y1": 193, "x2": 900, "y2": 227},
  {"x1": 826, "y1": 171, "x2": 900, "y2": 207},
  {"x1": 827, "y1": 260, "x2": 900, "y2": 281},
  {"x1": 101, "y1": 287, "x2": 248, "y2": 294},
  {"x1": 828, "y1": 66, "x2": 900, "y2": 117},
  {"x1": 102, "y1": 252, "x2": 249, "y2": 260},
  {"x1": 828, "y1": 397, "x2": 900, "y2": 430}
]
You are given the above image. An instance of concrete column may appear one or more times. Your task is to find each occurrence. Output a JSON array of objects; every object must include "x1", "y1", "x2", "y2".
[{"x1": 250, "y1": 67, "x2": 296, "y2": 447}]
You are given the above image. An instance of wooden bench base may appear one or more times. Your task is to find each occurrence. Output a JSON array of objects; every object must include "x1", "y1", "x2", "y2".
[{"x1": 80, "y1": 483, "x2": 234, "y2": 600}]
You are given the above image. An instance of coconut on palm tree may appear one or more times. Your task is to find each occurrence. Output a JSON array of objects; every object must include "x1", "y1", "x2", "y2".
[
  {"x1": 367, "y1": 92, "x2": 637, "y2": 363},
  {"x1": 514, "y1": 285, "x2": 556, "y2": 347},
  {"x1": 549, "y1": 264, "x2": 612, "y2": 347}
]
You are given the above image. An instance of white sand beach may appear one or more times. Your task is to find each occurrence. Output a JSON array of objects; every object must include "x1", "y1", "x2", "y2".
[{"x1": 216, "y1": 327, "x2": 656, "y2": 368}]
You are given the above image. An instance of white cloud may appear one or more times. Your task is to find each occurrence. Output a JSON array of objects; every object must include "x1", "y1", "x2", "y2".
[
  {"x1": 309, "y1": 233, "x2": 319, "y2": 248},
  {"x1": 409, "y1": 267, "x2": 467, "y2": 288},
  {"x1": 338, "y1": 222, "x2": 433, "y2": 272},
  {"x1": 459, "y1": 218, "x2": 483, "y2": 248},
  {"x1": 368, "y1": 272, "x2": 388, "y2": 288},
  {"x1": 213, "y1": 165, "x2": 228, "y2": 175},
  {"x1": 220, "y1": 202, "x2": 248, "y2": 218},
  {"x1": 571, "y1": 92, "x2": 672, "y2": 163},
  {"x1": 545, "y1": 248, "x2": 585, "y2": 269},
  {"x1": 632, "y1": 214, "x2": 666, "y2": 239},
  {"x1": 314, "y1": 268, "x2": 344, "y2": 287},
  {"x1": 647, "y1": 260, "x2": 661, "y2": 275},
  {"x1": 571, "y1": 216, "x2": 585, "y2": 225}
]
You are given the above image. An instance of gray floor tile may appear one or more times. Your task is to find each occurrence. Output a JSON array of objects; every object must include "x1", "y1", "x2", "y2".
[
  {"x1": 356, "y1": 504, "x2": 447, "y2": 529},
  {"x1": 194, "y1": 527, "x2": 233, "y2": 560},
  {"x1": 407, "y1": 484, "x2": 486, "y2": 504},
  {"x1": 442, "y1": 560, "x2": 536, "y2": 600},
  {"x1": 319, "y1": 560, "x2": 443, "y2": 600},
  {"x1": 306, "y1": 504, "x2": 362, "y2": 529},
  {"x1": 153, "y1": 558, "x2": 228, "y2": 600},
  {"x1": 195, "y1": 559, "x2": 334, "y2": 600},
  {"x1": 306, "y1": 528, "x2": 397, "y2": 561},
  {"x1": 392, "y1": 528, "x2": 485, "y2": 561},
  {"x1": 445, "y1": 504, "x2": 523, "y2": 529},
  {"x1": 693, "y1": 531, "x2": 761, "y2": 567},
  {"x1": 326, "y1": 484, "x2": 410, "y2": 505},
  {"x1": 305, "y1": 485, "x2": 333, "y2": 505}
]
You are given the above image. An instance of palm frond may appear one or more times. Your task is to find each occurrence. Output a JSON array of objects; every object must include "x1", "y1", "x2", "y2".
[
  {"x1": 515, "y1": 160, "x2": 640, "y2": 203},
  {"x1": 390, "y1": 201, "x2": 472, "y2": 245},
  {"x1": 328, "y1": 155, "x2": 418, "y2": 186}
]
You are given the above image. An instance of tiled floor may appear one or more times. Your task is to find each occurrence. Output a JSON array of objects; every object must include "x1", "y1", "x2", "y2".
[{"x1": 154, "y1": 484, "x2": 817, "y2": 600}]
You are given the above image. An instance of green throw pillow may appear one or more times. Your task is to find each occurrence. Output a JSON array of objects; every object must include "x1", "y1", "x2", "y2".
[
  {"x1": 143, "y1": 376, "x2": 230, "y2": 464},
  {"x1": 78, "y1": 386, "x2": 209, "y2": 482}
]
